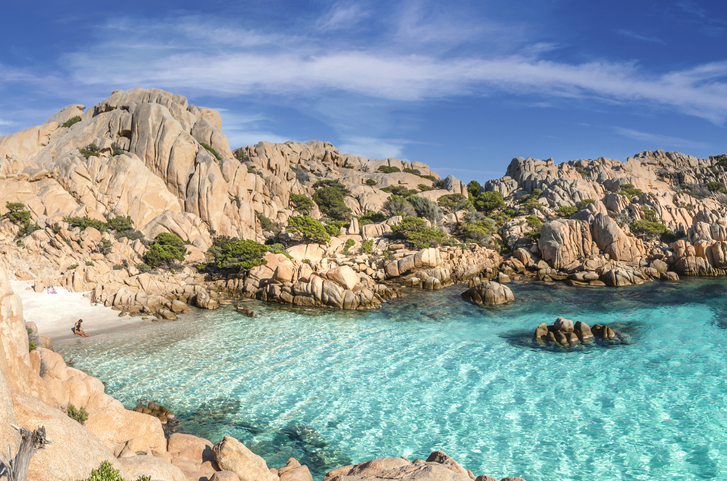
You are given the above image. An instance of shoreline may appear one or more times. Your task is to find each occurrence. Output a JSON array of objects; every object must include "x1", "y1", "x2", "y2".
[{"x1": 12, "y1": 280, "x2": 156, "y2": 341}]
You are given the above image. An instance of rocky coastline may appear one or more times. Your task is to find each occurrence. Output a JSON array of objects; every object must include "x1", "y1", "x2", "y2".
[{"x1": 2, "y1": 87, "x2": 727, "y2": 480}]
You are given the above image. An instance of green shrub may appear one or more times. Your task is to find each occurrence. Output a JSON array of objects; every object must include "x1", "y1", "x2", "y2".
[
  {"x1": 576, "y1": 167, "x2": 588, "y2": 177},
  {"x1": 233, "y1": 148, "x2": 250, "y2": 162},
  {"x1": 62, "y1": 116, "x2": 81, "y2": 128},
  {"x1": 402, "y1": 168, "x2": 420, "y2": 175},
  {"x1": 135, "y1": 263, "x2": 152, "y2": 274},
  {"x1": 473, "y1": 191, "x2": 505, "y2": 214},
  {"x1": 406, "y1": 195, "x2": 443, "y2": 225},
  {"x1": 65, "y1": 216, "x2": 109, "y2": 233},
  {"x1": 660, "y1": 230, "x2": 687, "y2": 244},
  {"x1": 343, "y1": 238, "x2": 356, "y2": 254},
  {"x1": 383, "y1": 195, "x2": 415, "y2": 218},
  {"x1": 113, "y1": 264, "x2": 123, "y2": 270},
  {"x1": 200, "y1": 142, "x2": 221, "y2": 160},
  {"x1": 618, "y1": 184, "x2": 644, "y2": 197},
  {"x1": 524, "y1": 231, "x2": 541, "y2": 240},
  {"x1": 361, "y1": 239, "x2": 374, "y2": 254},
  {"x1": 3, "y1": 202, "x2": 39, "y2": 236},
  {"x1": 29, "y1": 342, "x2": 36, "y2": 352},
  {"x1": 144, "y1": 233, "x2": 187, "y2": 268},
  {"x1": 85, "y1": 261, "x2": 94, "y2": 266},
  {"x1": 630, "y1": 219, "x2": 667, "y2": 239},
  {"x1": 418, "y1": 184, "x2": 434, "y2": 192},
  {"x1": 358, "y1": 212, "x2": 387, "y2": 226},
  {"x1": 111, "y1": 142, "x2": 125, "y2": 156},
  {"x1": 107, "y1": 215, "x2": 133, "y2": 232},
  {"x1": 97, "y1": 239, "x2": 112, "y2": 255},
  {"x1": 518, "y1": 195, "x2": 542, "y2": 213},
  {"x1": 579, "y1": 199, "x2": 595, "y2": 207},
  {"x1": 460, "y1": 217, "x2": 495, "y2": 246},
  {"x1": 325, "y1": 224, "x2": 341, "y2": 236},
  {"x1": 556, "y1": 206, "x2": 578, "y2": 218},
  {"x1": 419, "y1": 175, "x2": 438, "y2": 182},
  {"x1": 380, "y1": 185, "x2": 418, "y2": 197},
  {"x1": 208, "y1": 237, "x2": 268, "y2": 271},
  {"x1": 526, "y1": 215, "x2": 542, "y2": 229},
  {"x1": 377, "y1": 165, "x2": 400, "y2": 174},
  {"x1": 467, "y1": 180, "x2": 482, "y2": 199},
  {"x1": 707, "y1": 181, "x2": 727, "y2": 193},
  {"x1": 438, "y1": 194, "x2": 473, "y2": 213},
  {"x1": 287, "y1": 216, "x2": 331, "y2": 244},
  {"x1": 289, "y1": 193, "x2": 315, "y2": 214},
  {"x1": 391, "y1": 216, "x2": 450, "y2": 249},
  {"x1": 77, "y1": 460, "x2": 151, "y2": 481},
  {"x1": 68, "y1": 264, "x2": 79, "y2": 270},
  {"x1": 67, "y1": 404, "x2": 88, "y2": 424},
  {"x1": 365, "y1": 179, "x2": 377, "y2": 186},
  {"x1": 256, "y1": 212, "x2": 282, "y2": 235},
  {"x1": 312, "y1": 181, "x2": 352, "y2": 221},
  {"x1": 78, "y1": 143, "x2": 101, "y2": 159}
]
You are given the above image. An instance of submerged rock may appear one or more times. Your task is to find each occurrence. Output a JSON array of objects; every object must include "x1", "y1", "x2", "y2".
[{"x1": 461, "y1": 281, "x2": 514, "y2": 305}]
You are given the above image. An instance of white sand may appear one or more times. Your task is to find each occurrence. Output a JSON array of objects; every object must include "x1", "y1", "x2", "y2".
[{"x1": 11, "y1": 281, "x2": 153, "y2": 341}]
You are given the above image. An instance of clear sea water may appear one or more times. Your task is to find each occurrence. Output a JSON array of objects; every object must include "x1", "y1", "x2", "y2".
[{"x1": 56, "y1": 280, "x2": 727, "y2": 481}]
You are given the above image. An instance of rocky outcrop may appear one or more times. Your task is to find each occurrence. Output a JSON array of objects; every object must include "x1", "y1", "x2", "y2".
[
  {"x1": 461, "y1": 281, "x2": 514, "y2": 305},
  {"x1": 324, "y1": 451, "x2": 524, "y2": 481},
  {"x1": 213, "y1": 436, "x2": 279, "y2": 481},
  {"x1": 533, "y1": 318, "x2": 629, "y2": 347}
]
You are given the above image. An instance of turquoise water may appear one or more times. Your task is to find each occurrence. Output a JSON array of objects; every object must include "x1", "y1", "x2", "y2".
[{"x1": 57, "y1": 280, "x2": 727, "y2": 480}]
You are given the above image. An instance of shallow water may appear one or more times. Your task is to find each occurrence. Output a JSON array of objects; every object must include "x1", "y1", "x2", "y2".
[{"x1": 57, "y1": 279, "x2": 727, "y2": 480}]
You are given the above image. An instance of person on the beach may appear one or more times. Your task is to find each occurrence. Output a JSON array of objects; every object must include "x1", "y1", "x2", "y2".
[{"x1": 72, "y1": 319, "x2": 89, "y2": 337}]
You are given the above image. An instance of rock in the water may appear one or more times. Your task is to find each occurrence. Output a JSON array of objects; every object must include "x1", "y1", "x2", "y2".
[
  {"x1": 553, "y1": 317, "x2": 574, "y2": 332},
  {"x1": 574, "y1": 321, "x2": 594, "y2": 342},
  {"x1": 461, "y1": 281, "x2": 514, "y2": 305},
  {"x1": 213, "y1": 436, "x2": 278, "y2": 481}
]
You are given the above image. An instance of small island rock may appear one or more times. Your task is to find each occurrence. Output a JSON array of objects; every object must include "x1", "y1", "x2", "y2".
[{"x1": 461, "y1": 281, "x2": 514, "y2": 305}]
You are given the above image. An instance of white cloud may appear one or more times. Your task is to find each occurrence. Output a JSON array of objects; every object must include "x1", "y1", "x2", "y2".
[
  {"x1": 48, "y1": 14, "x2": 727, "y2": 125},
  {"x1": 338, "y1": 135, "x2": 405, "y2": 159},
  {"x1": 614, "y1": 127, "x2": 710, "y2": 150},
  {"x1": 316, "y1": 2, "x2": 364, "y2": 31},
  {"x1": 615, "y1": 29, "x2": 666, "y2": 45},
  {"x1": 215, "y1": 109, "x2": 293, "y2": 148}
]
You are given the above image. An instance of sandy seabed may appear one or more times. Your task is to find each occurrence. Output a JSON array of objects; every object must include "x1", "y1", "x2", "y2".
[{"x1": 11, "y1": 280, "x2": 153, "y2": 341}]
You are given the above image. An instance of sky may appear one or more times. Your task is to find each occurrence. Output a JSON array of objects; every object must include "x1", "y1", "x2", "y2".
[{"x1": 1, "y1": 0, "x2": 727, "y2": 183}]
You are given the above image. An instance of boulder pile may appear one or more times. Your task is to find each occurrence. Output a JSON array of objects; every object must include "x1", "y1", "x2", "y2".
[
  {"x1": 533, "y1": 317, "x2": 628, "y2": 347},
  {"x1": 461, "y1": 281, "x2": 514, "y2": 305}
]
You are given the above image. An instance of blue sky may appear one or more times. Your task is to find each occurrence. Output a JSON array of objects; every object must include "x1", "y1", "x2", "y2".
[{"x1": 1, "y1": 0, "x2": 726, "y2": 182}]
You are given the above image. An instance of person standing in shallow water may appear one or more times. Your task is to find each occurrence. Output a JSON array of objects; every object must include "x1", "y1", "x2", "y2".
[{"x1": 73, "y1": 319, "x2": 89, "y2": 337}]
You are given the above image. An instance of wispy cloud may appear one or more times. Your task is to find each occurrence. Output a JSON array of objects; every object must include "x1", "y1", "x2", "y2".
[
  {"x1": 615, "y1": 29, "x2": 666, "y2": 45},
  {"x1": 614, "y1": 127, "x2": 710, "y2": 150},
  {"x1": 338, "y1": 135, "x2": 406, "y2": 159},
  {"x1": 316, "y1": 2, "x2": 365, "y2": 31},
  {"x1": 37, "y1": 15, "x2": 726, "y2": 125},
  {"x1": 215, "y1": 109, "x2": 293, "y2": 148}
]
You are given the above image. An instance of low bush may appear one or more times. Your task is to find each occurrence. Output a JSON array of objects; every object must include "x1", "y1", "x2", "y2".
[
  {"x1": 358, "y1": 212, "x2": 386, "y2": 226},
  {"x1": 135, "y1": 263, "x2": 152, "y2": 274},
  {"x1": 62, "y1": 116, "x2": 81, "y2": 128},
  {"x1": 418, "y1": 184, "x2": 434, "y2": 192},
  {"x1": 377, "y1": 165, "x2": 400, "y2": 173},
  {"x1": 460, "y1": 218, "x2": 495, "y2": 246},
  {"x1": 85, "y1": 261, "x2": 94, "y2": 266},
  {"x1": 579, "y1": 198, "x2": 595, "y2": 207},
  {"x1": 78, "y1": 143, "x2": 101, "y2": 159},
  {"x1": 526, "y1": 215, "x2": 542, "y2": 229},
  {"x1": 4, "y1": 202, "x2": 39, "y2": 236},
  {"x1": 556, "y1": 206, "x2": 578, "y2": 218},
  {"x1": 343, "y1": 238, "x2": 356, "y2": 254},
  {"x1": 289, "y1": 193, "x2": 315, "y2": 214},
  {"x1": 256, "y1": 212, "x2": 282, "y2": 235},
  {"x1": 361, "y1": 239, "x2": 374, "y2": 253},
  {"x1": 365, "y1": 179, "x2": 377, "y2": 186},
  {"x1": 287, "y1": 215, "x2": 331, "y2": 244},
  {"x1": 576, "y1": 167, "x2": 588, "y2": 177},
  {"x1": 29, "y1": 342, "x2": 36, "y2": 352},
  {"x1": 707, "y1": 181, "x2": 727, "y2": 193},
  {"x1": 383, "y1": 195, "x2": 415, "y2": 218},
  {"x1": 68, "y1": 264, "x2": 79, "y2": 270},
  {"x1": 67, "y1": 403, "x2": 88, "y2": 424},
  {"x1": 233, "y1": 148, "x2": 250, "y2": 162},
  {"x1": 402, "y1": 168, "x2": 420, "y2": 175},
  {"x1": 144, "y1": 233, "x2": 187, "y2": 268},
  {"x1": 391, "y1": 216, "x2": 451, "y2": 249},
  {"x1": 407, "y1": 195, "x2": 443, "y2": 226},
  {"x1": 438, "y1": 194, "x2": 473, "y2": 213},
  {"x1": 65, "y1": 216, "x2": 109, "y2": 233},
  {"x1": 630, "y1": 219, "x2": 667, "y2": 239},
  {"x1": 325, "y1": 224, "x2": 341, "y2": 236},
  {"x1": 111, "y1": 142, "x2": 125, "y2": 156},
  {"x1": 472, "y1": 191, "x2": 505, "y2": 214},
  {"x1": 312, "y1": 180, "x2": 352, "y2": 221},
  {"x1": 200, "y1": 142, "x2": 221, "y2": 160},
  {"x1": 660, "y1": 230, "x2": 687, "y2": 244},
  {"x1": 207, "y1": 237, "x2": 268, "y2": 271},
  {"x1": 381, "y1": 185, "x2": 418, "y2": 197},
  {"x1": 618, "y1": 184, "x2": 644, "y2": 198},
  {"x1": 78, "y1": 460, "x2": 150, "y2": 481}
]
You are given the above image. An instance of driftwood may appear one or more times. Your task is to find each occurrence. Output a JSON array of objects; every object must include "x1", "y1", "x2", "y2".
[{"x1": 0, "y1": 425, "x2": 51, "y2": 481}]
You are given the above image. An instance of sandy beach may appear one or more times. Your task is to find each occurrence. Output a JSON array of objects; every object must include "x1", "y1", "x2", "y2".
[{"x1": 12, "y1": 280, "x2": 154, "y2": 341}]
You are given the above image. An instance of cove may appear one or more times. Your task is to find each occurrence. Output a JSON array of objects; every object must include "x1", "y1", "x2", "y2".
[{"x1": 56, "y1": 280, "x2": 727, "y2": 481}]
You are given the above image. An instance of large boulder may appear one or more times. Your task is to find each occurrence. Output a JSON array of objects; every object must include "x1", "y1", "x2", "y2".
[
  {"x1": 118, "y1": 455, "x2": 187, "y2": 481},
  {"x1": 592, "y1": 214, "x2": 643, "y2": 262},
  {"x1": 461, "y1": 281, "x2": 514, "y2": 305},
  {"x1": 11, "y1": 390, "x2": 122, "y2": 481},
  {"x1": 213, "y1": 436, "x2": 279, "y2": 481},
  {"x1": 538, "y1": 219, "x2": 594, "y2": 269},
  {"x1": 85, "y1": 406, "x2": 167, "y2": 454},
  {"x1": 324, "y1": 266, "x2": 359, "y2": 290}
]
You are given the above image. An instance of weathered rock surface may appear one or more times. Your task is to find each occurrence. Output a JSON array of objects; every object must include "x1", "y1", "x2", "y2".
[
  {"x1": 213, "y1": 436, "x2": 279, "y2": 481},
  {"x1": 461, "y1": 281, "x2": 514, "y2": 305}
]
